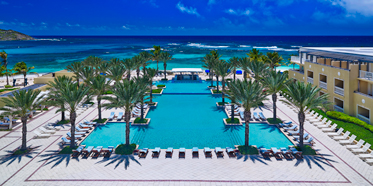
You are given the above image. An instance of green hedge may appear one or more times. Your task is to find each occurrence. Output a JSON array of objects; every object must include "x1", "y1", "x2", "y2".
[
  {"x1": 225, "y1": 118, "x2": 240, "y2": 123},
  {"x1": 152, "y1": 89, "x2": 162, "y2": 93},
  {"x1": 295, "y1": 145, "x2": 316, "y2": 155},
  {"x1": 0, "y1": 88, "x2": 18, "y2": 93},
  {"x1": 213, "y1": 90, "x2": 222, "y2": 94},
  {"x1": 267, "y1": 118, "x2": 282, "y2": 124},
  {"x1": 4, "y1": 85, "x2": 12, "y2": 88},
  {"x1": 59, "y1": 146, "x2": 77, "y2": 154},
  {"x1": 157, "y1": 85, "x2": 166, "y2": 88},
  {"x1": 57, "y1": 120, "x2": 70, "y2": 125},
  {"x1": 238, "y1": 145, "x2": 258, "y2": 155},
  {"x1": 326, "y1": 111, "x2": 373, "y2": 133},
  {"x1": 134, "y1": 118, "x2": 148, "y2": 123},
  {"x1": 93, "y1": 118, "x2": 107, "y2": 123},
  {"x1": 115, "y1": 144, "x2": 137, "y2": 155}
]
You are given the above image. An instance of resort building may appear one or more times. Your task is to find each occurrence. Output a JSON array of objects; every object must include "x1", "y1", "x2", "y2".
[{"x1": 289, "y1": 47, "x2": 373, "y2": 125}]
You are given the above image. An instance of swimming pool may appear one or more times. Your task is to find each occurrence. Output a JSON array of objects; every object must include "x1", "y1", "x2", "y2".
[{"x1": 81, "y1": 81, "x2": 293, "y2": 149}]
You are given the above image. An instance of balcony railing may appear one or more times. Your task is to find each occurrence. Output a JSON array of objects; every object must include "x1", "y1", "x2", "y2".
[
  {"x1": 307, "y1": 77, "x2": 314, "y2": 84},
  {"x1": 354, "y1": 91, "x2": 373, "y2": 100},
  {"x1": 291, "y1": 56, "x2": 301, "y2": 64},
  {"x1": 359, "y1": 70, "x2": 373, "y2": 81},
  {"x1": 334, "y1": 105, "x2": 344, "y2": 113},
  {"x1": 357, "y1": 114, "x2": 370, "y2": 124},
  {"x1": 319, "y1": 81, "x2": 327, "y2": 90},
  {"x1": 290, "y1": 69, "x2": 304, "y2": 74},
  {"x1": 334, "y1": 86, "x2": 344, "y2": 96}
]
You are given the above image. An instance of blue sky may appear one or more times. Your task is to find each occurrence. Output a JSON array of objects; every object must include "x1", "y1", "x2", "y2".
[{"x1": 1, "y1": 0, "x2": 373, "y2": 35}]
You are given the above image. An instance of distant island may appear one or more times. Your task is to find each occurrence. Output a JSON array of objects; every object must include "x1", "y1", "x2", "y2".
[{"x1": 0, "y1": 29, "x2": 34, "y2": 41}]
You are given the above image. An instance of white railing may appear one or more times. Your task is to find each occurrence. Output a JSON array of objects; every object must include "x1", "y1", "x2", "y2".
[
  {"x1": 291, "y1": 56, "x2": 301, "y2": 64},
  {"x1": 334, "y1": 86, "x2": 344, "y2": 96},
  {"x1": 319, "y1": 81, "x2": 327, "y2": 90},
  {"x1": 307, "y1": 77, "x2": 313, "y2": 84},
  {"x1": 359, "y1": 70, "x2": 373, "y2": 81},
  {"x1": 354, "y1": 91, "x2": 373, "y2": 99},
  {"x1": 334, "y1": 105, "x2": 344, "y2": 113},
  {"x1": 357, "y1": 114, "x2": 370, "y2": 124}
]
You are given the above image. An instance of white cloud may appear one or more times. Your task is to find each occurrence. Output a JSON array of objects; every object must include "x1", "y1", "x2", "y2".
[
  {"x1": 41, "y1": 22, "x2": 47, "y2": 25},
  {"x1": 66, "y1": 23, "x2": 72, "y2": 27},
  {"x1": 208, "y1": 0, "x2": 215, "y2": 5},
  {"x1": 226, "y1": 9, "x2": 237, "y2": 15},
  {"x1": 0, "y1": 21, "x2": 4, "y2": 25},
  {"x1": 1, "y1": 1, "x2": 8, "y2": 5},
  {"x1": 225, "y1": 8, "x2": 251, "y2": 16},
  {"x1": 66, "y1": 23, "x2": 80, "y2": 27},
  {"x1": 122, "y1": 25, "x2": 130, "y2": 30},
  {"x1": 327, "y1": 0, "x2": 373, "y2": 16},
  {"x1": 176, "y1": 2, "x2": 200, "y2": 17}
]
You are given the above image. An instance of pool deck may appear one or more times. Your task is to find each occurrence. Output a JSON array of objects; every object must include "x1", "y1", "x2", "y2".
[{"x1": 0, "y1": 75, "x2": 372, "y2": 185}]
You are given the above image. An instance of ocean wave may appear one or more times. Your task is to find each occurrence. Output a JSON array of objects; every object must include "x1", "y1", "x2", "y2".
[
  {"x1": 186, "y1": 43, "x2": 229, "y2": 48},
  {"x1": 253, "y1": 46, "x2": 278, "y2": 49},
  {"x1": 291, "y1": 45, "x2": 302, "y2": 48},
  {"x1": 34, "y1": 38, "x2": 61, "y2": 41},
  {"x1": 239, "y1": 45, "x2": 251, "y2": 48},
  {"x1": 268, "y1": 48, "x2": 298, "y2": 52},
  {"x1": 168, "y1": 43, "x2": 180, "y2": 45},
  {"x1": 141, "y1": 48, "x2": 164, "y2": 51}
]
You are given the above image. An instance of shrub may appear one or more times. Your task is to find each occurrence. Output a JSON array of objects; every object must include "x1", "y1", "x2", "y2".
[
  {"x1": 59, "y1": 146, "x2": 77, "y2": 154},
  {"x1": 5, "y1": 85, "x2": 12, "y2": 88},
  {"x1": 43, "y1": 108, "x2": 49, "y2": 111},
  {"x1": 238, "y1": 145, "x2": 258, "y2": 155},
  {"x1": 93, "y1": 118, "x2": 107, "y2": 123},
  {"x1": 13, "y1": 149, "x2": 30, "y2": 155},
  {"x1": 57, "y1": 120, "x2": 70, "y2": 125},
  {"x1": 115, "y1": 144, "x2": 137, "y2": 155},
  {"x1": 326, "y1": 111, "x2": 373, "y2": 133},
  {"x1": 152, "y1": 89, "x2": 162, "y2": 93},
  {"x1": 157, "y1": 85, "x2": 166, "y2": 88},
  {"x1": 267, "y1": 118, "x2": 282, "y2": 124},
  {"x1": 213, "y1": 90, "x2": 222, "y2": 94},
  {"x1": 134, "y1": 118, "x2": 148, "y2": 123},
  {"x1": 295, "y1": 145, "x2": 316, "y2": 155},
  {"x1": 225, "y1": 118, "x2": 240, "y2": 123}
]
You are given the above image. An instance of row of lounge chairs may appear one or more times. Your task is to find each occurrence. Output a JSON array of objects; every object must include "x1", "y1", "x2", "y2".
[
  {"x1": 260, "y1": 147, "x2": 302, "y2": 159},
  {"x1": 239, "y1": 112, "x2": 266, "y2": 121},
  {"x1": 138, "y1": 147, "x2": 237, "y2": 158},
  {"x1": 61, "y1": 119, "x2": 95, "y2": 145},
  {"x1": 72, "y1": 145, "x2": 114, "y2": 158},
  {"x1": 278, "y1": 121, "x2": 315, "y2": 146}
]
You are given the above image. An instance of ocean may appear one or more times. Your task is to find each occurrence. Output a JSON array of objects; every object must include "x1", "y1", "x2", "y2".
[{"x1": 1, "y1": 36, "x2": 373, "y2": 73}]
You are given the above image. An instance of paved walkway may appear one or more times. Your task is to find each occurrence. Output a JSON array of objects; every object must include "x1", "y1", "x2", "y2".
[{"x1": 0, "y1": 94, "x2": 372, "y2": 185}]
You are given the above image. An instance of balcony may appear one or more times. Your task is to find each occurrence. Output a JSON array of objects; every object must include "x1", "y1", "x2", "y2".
[
  {"x1": 319, "y1": 81, "x2": 327, "y2": 90},
  {"x1": 290, "y1": 69, "x2": 304, "y2": 74},
  {"x1": 354, "y1": 91, "x2": 373, "y2": 99},
  {"x1": 334, "y1": 105, "x2": 344, "y2": 113},
  {"x1": 307, "y1": 77, "x2": 313, "y2": 84},
  {"x1": 334, "y1": 86, "x2": 344, "y2": 96},
  {"x1": 291, "y1": 56, "x2": 301, "y2": 64},
  {"x1": 357, "y1": 114, "x2": 370, "y2": 124},
  {"x1": 359, "y1": 70, "x2": 373, "y2": 81}
]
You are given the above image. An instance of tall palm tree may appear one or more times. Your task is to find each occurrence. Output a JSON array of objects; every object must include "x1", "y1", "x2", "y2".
[
  {"x1": 102, "y1": 79, "x2": 144, "y2": 145},
  {"x1": 281, "y1": 81, "x2": 329, "y2": 148},
  {"x1": 140, "y1": 51, "x2": 152, "y2": 75},
  {"x1": 145, "y1": 68, "x2": 157, "y2": 104},
  {"x1": 151, "y1": 46, "x2": 162, "y2": 72},
  {"x1": 55, "y1": 82, "x2": 90, "y2": 148},
  {"x1": 228, "y1": 57, "x2": 240, "y2": 81},
  {"x1": 160, "y1": 52, "x2": 173, "y2": 79},
  {"x1": 106, "y1": 64, "x2": 126, "y2": 84},
  {"x1": 109, "y1": 58, "x2": 122, "y2": 67},
  {"x1": 226, "y1": 80, "x2": 268, "y2": 146},
  {"x1": 134, "y1": 76, "x2": 150, "y2": 120},
  {"x1": 247, "y1": 48, "x2": 263, "y2": 61},
  {"x1": 214, "y1": 60, "x2": 231, "y2": 100},
  {"x1": 247, "y1": 60, "x2": 269, "y2": 82},
  {"x1": 79, "y1": 66, "x2": 95, "y2": 85},
  {"x1": 131, "y1": 55, "x2": 142, "y2": 78},
  {"x1": 202, "y1": 54, "x2": 217, "y2": 87},
  {"x1": 66, "y1": 61, "x2": 83, "y2": 86},
  {"x1": 263, "y1": 52, "x2": 284, "y2": 69},
  {"x1": 87, "y1": 75, "x2": 111, "y2": 120},
  {"x1": 1, "y1": 89, "x2": 43, "y2": 150},
  {"x1": 98, "y1": 61, "x2": 110, "y2": 75},
  {"x1": 262, "y1": 70, "x2": 289, "y2": 120},
  {"x1": 122, "y1": 58, "x2": 136, "y2": 80},
  {"x1": 13, "y1": 61, "x2": 38, "y2": 87},
  {"x1": 0, "y1": 50, "x2": 10, "y2": 85},
  {"x1": 83, "y1": 56, "x2": 104, "y2": 74},
  {"x1": 45, "y1": 75, "x2": 73, "y2": 121}
]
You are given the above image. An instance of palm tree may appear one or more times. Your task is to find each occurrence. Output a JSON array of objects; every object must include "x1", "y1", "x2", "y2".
[
  {"x1": 0, "y1": 50, "x2": 10, "y2": 85},
  {"x1": 131, "y1": 55, "x2": 142, "y2": 78},
  {"x1": 83, "y1": 56, "x2": 104, "y2": 74},
  {"x1": 214, "y1": 60, "x2": 231, "y2": 101},
  {"x1": 102, "y1": 79, "x2": 144, "y2": 145},
  {"x1": 1, "y1": 89, "x2": 43, "y2": 150},
  {"x1": 66, "y1": 61, "x2": 83, "y2": 86},
  {"x1": 239, "y1": 57, "x2": 251, "y2": 80},
  {"x1": 140, "y1": 51, "x2": 152, "y2": 75},
  {"x1": 98, "y1": 61, "x2": 110, "y2": 75},
  {"x1": 202, "y1": 54, "x2": 218, "y2": 87},
  {"x1": 109, "y1": 58, "x2": 122, "y2": 67},
  {"x1": 13, "y1": 61, "x2": 38, "y2": 87},
  {"x1": 106, "y1": 64, "x2": 126, "y2": 84},
  {"x1": 228, "y1": 57, "x2": 240, "y2": 81},
  {"x1": 45, "y1": 75, "x2": 73, "y2": 122},
  {"x1": 282, "y1": 81, "x2": 329, "y2": 147},
  {"x1": 145, "y1": 68, "x2": 157, "y2": 104},
  {"x1": 134, "y1": 76, "x2": 150, "y2": 120},
  {"x1": 226, "y1": 80, "x2": 268, "y2": 146},
  {"x1": 247, "y1": 60, "x2": 269, "y2": 82},
  {"x1": 247, "y1": 48, "x2": 263, "y2": 61},
  {"x1": 159, "y1": 52, "x2": 173, "y2": 80},
  {"x1": 79, "y1": 66, "x2": 95, "y2": 85},
  {"x1": 56, "y1": 82, "x2": 90, "y2": 148},
  {"x1": 87, "y1": 75, "x2": 111, "y2": 120},
  {"x1": 122, "y1": 58, "x2": 136, "y2": 80},
  {"x1": 262, "y1": 70, "x2": 289, "y2": 120},
  {"x1": 151, "y1": 46, "x2": 162, "y2": 72},
  {"x1": 263, "y1": 52, "x2": 284, "y2": 69}
]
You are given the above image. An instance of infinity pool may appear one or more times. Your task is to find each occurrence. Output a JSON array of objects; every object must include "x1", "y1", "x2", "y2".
[{"x1": 81, "y1": 81, "x2": 293, "y2": 149}]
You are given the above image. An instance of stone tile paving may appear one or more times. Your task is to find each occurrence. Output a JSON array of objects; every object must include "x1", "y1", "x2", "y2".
[{"x1": 0, "y1": 95, "x2": 372, "y2": 185}]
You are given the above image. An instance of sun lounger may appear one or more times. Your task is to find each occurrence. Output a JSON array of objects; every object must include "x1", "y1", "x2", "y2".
[
  {"x1": 351, "y1": 143, "x2": 371, "y2": 154},
  {"x1": 284, "y1": 124, "x2": 298, "y2": 131},
  {"x1": 138, "y1": 148, "x2": 149, "y2": 158},
  {"x1": 278, "y1": 122, "x2": 292, "y2": 128},
  {"x1": 66, "y1": 132, "x2": 83, "y2": 139},
  {"x1": 259, "y1": 112, "x2": 266, "y2": 120},
  {"x1": 308, "y1": 115, "x2": 323, "y2": 123},
  {"x1": 288, "y1": 130, "x2": 300, "y2": 136},
  {"x1": 293, "y1": 133, "x2": 309, "y2": 140},
  {"x1": 117, "y1": 112, "x2": 124, "y2": 120},
  {"x1": 313, "y1": 118, "x2": 328, "y2": 126},
  {"x1": 79, "y1": 123, "x2": 92, "y2": 129},
  {"x1": 365, "y1": 158, "x2": 373, "y2": 165},
  {"x1": 61, "y1": 137, "x2": 77, "y2": 145},
  {"x1": 306, "y1": 113, "x2": 319, "y2": 120},
  {"x1": 83, "y1": 119, "x2": 97, "y2": 125},
  {"x1": 179, "y1": 148, "x2": 185, "y2": 158},
  {"x1": 317, "y1": 120, "x2": 332, "y2": 128},
  {"x1": 152, "y1": 147, "x2": 161, "y2": 158},
  {"x1": 346, "y1": 139, "x2": 365, "y2": 150},
  {"x1": 215, "y1": 147, "x2": 224, "y2": 157},
  {"x1": 192, "y1": 147, "x2": 199, "y2": 158},
  {"x1": 39, "y1": 127, "x2": 56, "y2": 134},
  {"x1": 72, "y1": 145, "x2": 85, "y2": 158},
  {"x1": 33, "y1": 130, "x2": 50, "y2": 138},
  {"x1": 322, "y1": 124, "x2": 337, "y2": 132},
  {"x1": 334, "y1": 131, "x2": 350, "y2": 141},
  {"x1": 340, "y1": 135, "x2": 356, "y2": 145},
  {"x1": 76, "y1": 126, "x2": 89, "y2": 132},
  {"x1": 359, "y1": 151, "x2": 373, "y2": 159},
  {"x1": 239, "y1": 111, "x2": 245, "y2": 120},
  {"x1": 290, "y1": 147, "x2": 302, "y2": 158},
  {"x1": 102, "y1": 146, "x2": 114, "y2": 158},
  {"x1": 271, "y1": 147, "x2": 282, "y2": 158},
  {"x1": 226, "y1": 147, "x2": 236, "y2": 157},
  {"x1": 108, "y1": 112, "x2": 115, "y2": 120},
  {"x1": 260, "y1": 148, "x2": 271, "y2": 156},
  {"x1": 204, "y1": 147, "x2": 212, "y2": 158},
  {"x1": 305, "y1": 110, "x2": 315, "y2": 117},
  {"x1": 91, "y1": 146, "x2": 103, "y2": 158},
  {"x1": 327, "y1": 128, "x2": 343, "y2": 137},
  {"x1": 166, "y1": 147, "x2": 173, "y2": 158},
  {"x1": 253, "y1": 112, "x2": 260, "y2": 120},
  {"x1": 280, "y1": 147, "x2": 292, "y2": 158},
  {"x1": 297, "y1": 137, "x2": 315, "y2": 145},
  {"x1": 81, "y1": 146, "x2": 94, "y2": 157},
  {"x1": 73, "y1": 131, "x2": 86, "y2": 136}
]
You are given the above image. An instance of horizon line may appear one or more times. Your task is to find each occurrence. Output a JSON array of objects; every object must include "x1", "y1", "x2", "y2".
[{"x1": 30, "y1": 35, "x2": 373, "y2": 37}]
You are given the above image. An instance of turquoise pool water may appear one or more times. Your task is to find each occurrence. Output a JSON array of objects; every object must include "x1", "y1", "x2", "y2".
[{"x1": 81, "y1": 81, "x2": 293, "y2": 149}]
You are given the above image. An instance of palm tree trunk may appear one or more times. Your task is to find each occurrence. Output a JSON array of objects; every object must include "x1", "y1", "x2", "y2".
[
  {"x1": 137, "y1": 68, "x2": 140, "y2": 78},
  {"x1": 97, "y1": 96, "x2": 102, "y2": 120},
  {"x1": 127, "y1": 72, "x2": 130, "y2": 80},
  {"x1": 140, "y1": 98, "x2": 144, "y2": 120},
  {"x1": 233, "y1": 69, "x2": 236, "y2": 81},
  {"x1": 244, "y1": 110, "x2": 251, "y2": 146},
  {"x1": 272, "y1": 93, "x2": 277, "y2": 120},
  {"x1": 231, "y1": 104, "x2": 235, "y2": 121},
  {"x1": 24, "y1": 74, "x2": 26, "y2": 87},
  {"x1": 61, "y1": 111, "x2": 65, "y2": 121},
  {"x1": 156, "y1": 60, "x2": 159, "y2": 72},
  {"x1": 244, "y1": 71, "x2": 247, "y2": 80},
  {"x1": 70, "y1": 111, "x2": 77, "y2": 149},
  {"x1": 21, "y1": 116, "x2": 28, "y2": 150},
  {"x1": 222, "y1": 79, "x2": 225, "y2": 103},
  {"x1": 164, "y1": 63, "x2": 167, "y2": 79},
  {"x1": 125, "y1": 110, "x2": 131, "y2": 145},
  {"x1": 6, "y1": 70, "x2": 9, "y2": 85},
  {"x1": 216, "y1": 76, "x2": 219, "y2": 92},
  {"x1": 298, "y1": 111, "x2": 305, "y2": 148},
  {"x1": 76, "y1": 77, "x2": 80, "y2": 87},
  {"x1": 150, "y1": 83, "x2": 153, "y2": 103},
  {"x1": 143, "y1": 65, "x2": 146, "y2": 75}
]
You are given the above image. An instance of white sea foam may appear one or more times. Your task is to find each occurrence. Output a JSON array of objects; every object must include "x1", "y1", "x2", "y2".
[
  {"x1": 291, "y1": 45, "x2": 302, "y2": 48},
  {"x1": 141, "y1": 48, "x2": 164, "y2": 51},
  {"x1": 239, "y1": 45, "x2": 251, "y2": 48},
  {"x1": 168, "y1": 43, "x2": 180, "y2": 45},
  {"x1": 187, "y1": 43, "x2": 229, "y2": 48},
  {"x1": 253, "y1": 46, "x2": 278, "y2": 49},
  {"x1": 34, "y1": 38, "x2": 61, "y2": 41},
  {"x1": 268, "y1": 48, "x2": 298, "y2": 52}
]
